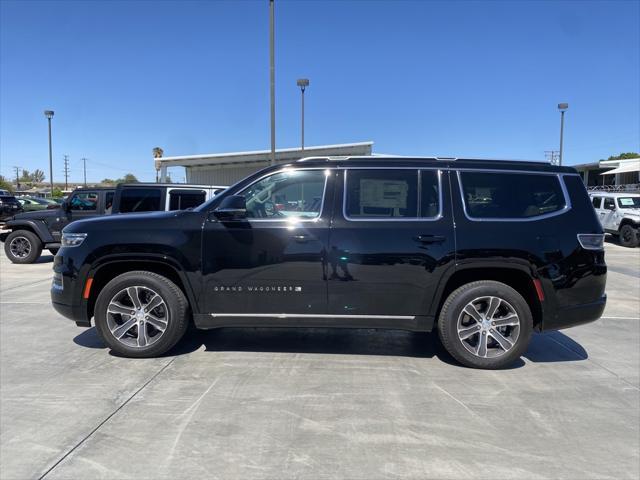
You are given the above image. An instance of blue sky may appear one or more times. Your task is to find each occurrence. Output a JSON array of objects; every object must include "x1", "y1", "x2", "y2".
[{"x1": 1, "y1": 0, "x2": 639, "y2": 183}]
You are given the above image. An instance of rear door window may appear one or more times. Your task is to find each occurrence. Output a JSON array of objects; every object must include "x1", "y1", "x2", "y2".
[
  {"x1": 344, "y1": 169, "x2": 440, "y2": 219},
  {"x1": 118, "y1": 188, "x2": 162, "y2": 213},
  {"x1": 603, "y1": 197, "x2": 615, "y2": 210},
  {"x1": 459, "y1": 171, "x2": 566, "y2": 219},
  {"x1": 169, "y1": 190, "x2": 206, "y2": 210}
]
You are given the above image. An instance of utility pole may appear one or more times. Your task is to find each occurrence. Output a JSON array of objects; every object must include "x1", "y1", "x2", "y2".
[
  {"x1": 44, "y1": 110, "x2": 54, "y2": 194},
  {"x1": 82, "y1": 158, "x2": 87, "y2": 187},
  {"x1": 13, "y1": 166, "x2": 20, "y2": 190},
  {"x1": 269, "y1": 0, "x2": 276, "y2": 165},
  {"x1": 296, "y1": 79, "x2": 309, "y2": 151},
  {"x1": 558, "y1": 103, "x2": 568, "y2": 166},
  {"x1": 63, "y1": 155, "x2": 69, "y2": 190}
]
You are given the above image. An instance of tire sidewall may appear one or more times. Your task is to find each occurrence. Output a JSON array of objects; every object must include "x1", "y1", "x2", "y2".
[
  {"x1": 4, "y1": 230, "x2": 42, "y2": 264},
  {"x1": 94, "y1": 272, "x2": 188, "y2": 357},
  {"x1": 438, "y1": 281, "x2": 533, "y2": 369},
  {"x1": 619, "y1": 225, "x2": 638, "y2": 248}
]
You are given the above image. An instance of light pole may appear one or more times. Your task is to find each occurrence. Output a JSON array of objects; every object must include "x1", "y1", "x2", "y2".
[
  {"x1": 44, "y1": 110, "x2": 54, "y2": 194},
  {"x1": 269, "y1": 0, "x2": 276, "y2": 165},
  {"x1": 558, "y1": 103, "x2": 568, "y2": 166},
  {"x1": 296, "y1": 78, "x2": 309, "y2": 151}
]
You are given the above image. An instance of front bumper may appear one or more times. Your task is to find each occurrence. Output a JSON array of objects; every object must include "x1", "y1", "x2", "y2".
[{"x1": 542, "y1": 295, "x2": 606, "y2": 331}]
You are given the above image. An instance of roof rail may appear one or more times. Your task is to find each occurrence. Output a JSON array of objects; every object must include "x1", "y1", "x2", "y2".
[{"x1": 436, "y1": 157, "x2": 457, "y2": 161}]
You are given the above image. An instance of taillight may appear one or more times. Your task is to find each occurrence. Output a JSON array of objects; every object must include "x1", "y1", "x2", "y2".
[{"x1": 577, "y1": 233, "x2": 604, "y2": 250}]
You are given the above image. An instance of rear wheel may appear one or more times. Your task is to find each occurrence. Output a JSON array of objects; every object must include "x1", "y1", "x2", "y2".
[
  {"x1": 619, "y1": 224, "x2": 638, "y2": 248},
  {"x1": 437, "y1": 280, "x2": 533, "y2": 369},
  {"x1": 94, "y1": 271, "x2": 189, "y2": 358},
  {"x1": 4, "y1": 230, "x2": 42, "y2": 264}
]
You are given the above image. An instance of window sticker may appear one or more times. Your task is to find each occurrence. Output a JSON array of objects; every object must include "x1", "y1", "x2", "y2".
[
  {"x1": 619, "y1": 198, "x2": 635, "y2": 206},
  {"x1": 359, "y1": 179, "x2": 408, "y2": 209}
]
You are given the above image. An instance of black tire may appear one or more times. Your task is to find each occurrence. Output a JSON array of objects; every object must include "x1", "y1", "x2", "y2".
[
  {"x1": 4, "y1": 230, "x2": 43, "y2": 264},
  {"x1": 48, "y1": 248, "x2": 59, "y2": 255},
  {"x1": 619, "y1": 225, "x2": 638, "y2": 248},
  {"x1": 94, "y1": 271, "x2": 190, "y2": 358},
  {"x1": 437, "y1": 280, "x2": 533, "y2": 369}
]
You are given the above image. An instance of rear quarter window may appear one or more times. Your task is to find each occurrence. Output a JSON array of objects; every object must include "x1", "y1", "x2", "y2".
[
  {"x1": 459, "y1": 171, "x2": 566, "y2": 219},
  {"x1": 118, "y1": 188, "x2": 162, "y2": 213}
]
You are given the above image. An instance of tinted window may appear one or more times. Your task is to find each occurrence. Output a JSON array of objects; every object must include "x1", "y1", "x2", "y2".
[
  {"x1": 105, "y1": 192, "x2": 114, "y2": 213},
  {"x1": 118, "y1": 188, "x2": 162, "y2": 213},
  {"x1": 591, "y1": 197, "x2": 602, "y2": 208},
  {"x1": 346, "y1": 170, "x2": 418, "y2": 218},
  {"x1": 460, "y1": 172, "x2": 565, "y2": 219},
  {"x1": 169, "y1": 190, "x2": 206, "y2": 210},
  {"x1": 0, "y1": 196, "x2": 19, "y2": 205},
  {"x1": 69, "y1": 192, "x2": 98, "y2": 211},
  {"x1": 241, "y1": 170, "x2": 326, "y2": 219},
  {"x1": 603, "y1": 197, "x2": 615, "y2": 210},
  {"x1": 420, "y1": 170, "x2": 440, "y2": 218}
]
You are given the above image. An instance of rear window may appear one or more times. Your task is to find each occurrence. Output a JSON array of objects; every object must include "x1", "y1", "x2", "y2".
[
  {"x1": 344, "y1": 169, "x2": 440, "y2": 219},
  {"x1": 118, "y1": 188, "x2": 162, "y2": 213},
  {"x1": 169, "y1": 190, "x2": 206, "y2": 210},
  {"x1": 459, "y1": 171, "x2": 566, "y2": 219}
]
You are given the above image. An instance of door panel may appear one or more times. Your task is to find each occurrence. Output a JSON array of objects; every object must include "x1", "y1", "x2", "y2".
[
  {"x1": 327, "y1": 169, "x2": 455, "y2": 318},
  {"x1": 200, "y1": 168, "x2": 333, "y2": 315}
]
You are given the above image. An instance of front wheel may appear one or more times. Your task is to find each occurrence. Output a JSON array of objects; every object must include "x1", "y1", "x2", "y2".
[
  {"x1": 619, "y1": 224, "x2": 638, "y2": 248},
  {"x1": 4, "y1": 230, "x2": 43, "y2": 264},
  {"x1": 437, "y1": 280, "x2": 533, "y2": 369},
  {"x1": 94, "y1": 271, "x2": 190, "y2": 358}
]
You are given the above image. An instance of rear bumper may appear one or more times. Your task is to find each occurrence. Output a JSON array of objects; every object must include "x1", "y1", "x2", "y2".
[{"x1": 543, "y1": 295, "x2": 606, "y2": 331}]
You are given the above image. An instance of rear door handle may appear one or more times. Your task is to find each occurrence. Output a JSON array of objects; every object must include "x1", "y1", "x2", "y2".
[{"x1": 415, "y1": 234, "x2": 446, "y2": 244}]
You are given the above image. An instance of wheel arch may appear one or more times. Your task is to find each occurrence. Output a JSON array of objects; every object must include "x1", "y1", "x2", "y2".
[
  {"x1": 86, "y1": 257, "x2": 198, "y2": 321},
  {"x1": 5, "y1": 220, "x2": 52, "y2": 243},
  {"x1": 434, "y1": 265, "x2": 543, "y2": 329},
  {"x1": 619, "y1": 218, "x2": 639, "y2": 230}
]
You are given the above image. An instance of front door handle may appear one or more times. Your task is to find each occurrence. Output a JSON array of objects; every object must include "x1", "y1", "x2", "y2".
[
  {"x1": 415, "y1": 234, "x2": 446, "y2": 244},
  {"x1": 291, "y1": 234, "x2": 309, "y2": 243}
]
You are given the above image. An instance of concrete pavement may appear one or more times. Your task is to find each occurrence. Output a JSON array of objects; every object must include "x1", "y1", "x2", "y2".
[{"x1": 0, "y1": 242, "x2": 638, "y2": 479}]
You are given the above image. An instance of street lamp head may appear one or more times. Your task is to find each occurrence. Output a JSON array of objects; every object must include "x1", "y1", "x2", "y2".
[
  {"x1": 296, "y1": 78, "x2": 310, "y2": 90},
  {"x1": 44, "y1": 110, "x2": 54, "y2": 119},
  {"x1": 558, "y1": 103, "x2": 569, "y2": 111}
]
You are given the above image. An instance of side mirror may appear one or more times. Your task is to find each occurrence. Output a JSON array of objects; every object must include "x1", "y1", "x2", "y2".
[{"x1": 212, "y1": 195, "x2": 247, "y2": 220}]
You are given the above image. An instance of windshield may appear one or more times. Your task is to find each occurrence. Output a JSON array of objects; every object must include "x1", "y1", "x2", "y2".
[{"x1": 617, "y1": 197, "x2": 640, "y2": 209}]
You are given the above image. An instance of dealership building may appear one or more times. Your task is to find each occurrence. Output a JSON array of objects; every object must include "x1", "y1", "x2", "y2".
[{"x1": 155, "y1": 141, "x2": 373, "y2": 185}]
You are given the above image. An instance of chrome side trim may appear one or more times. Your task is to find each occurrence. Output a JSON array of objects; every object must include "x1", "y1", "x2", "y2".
[
  {"x1": 342, "y1": 168, "x2": 444, "y2": 222},
  {"x1": 209, "y1": 313, "x2": 416, "y2": 320},
  {"x1": 456, "y1": 170, "x2": 572, "y2": 222}
]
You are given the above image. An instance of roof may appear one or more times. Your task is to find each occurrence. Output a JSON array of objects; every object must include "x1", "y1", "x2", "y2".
[
  {"x1": 292, "y1": 156, "x2": 575, "y2": 173},
  {"x1": 115, "y1": 183, "x2": 228, "y2": 188},
  {"x1": 589, "y1": 192, "x2": 640, "y2": 197},
  {"x1": 156, "y1": 142, "x2": 374, "y2": 168}
]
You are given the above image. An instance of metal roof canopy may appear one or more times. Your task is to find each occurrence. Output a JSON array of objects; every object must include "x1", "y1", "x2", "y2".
[
  {"x1": 156, "y1": 142, "x2": 374, "y2": 169},
  {"x1": 600, "y1": 161, "x2": 640, "y2": 175}
]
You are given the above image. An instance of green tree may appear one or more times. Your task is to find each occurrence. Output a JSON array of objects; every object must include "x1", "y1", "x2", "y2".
[
  {"x1": 52, "y1": 187, "x2": 64, "y2": 198},
  {"x1": 0, "y1": 175, "x2": 14, "y2": 192},
  {"x1": 120, "y1": 173, "x2": 138, "y2": 183},
  {"x1": 31, "y1": 169, "x2": 46, "y2": 183},
  {"x1": 607, "y1": 152, "x2": 639, "y2": 160},
  {"x1": 19, "y1": 169, "x2": 32, "y2": 183}
]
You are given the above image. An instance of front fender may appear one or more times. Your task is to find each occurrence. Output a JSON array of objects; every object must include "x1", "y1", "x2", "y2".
[{"x1": 4, "y1": 219, "x2": 54, "y2": 243}]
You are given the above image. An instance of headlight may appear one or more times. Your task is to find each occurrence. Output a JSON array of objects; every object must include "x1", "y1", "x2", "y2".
[{"x1": 61, "y1": 232, "x2": 87, "y2": 247}]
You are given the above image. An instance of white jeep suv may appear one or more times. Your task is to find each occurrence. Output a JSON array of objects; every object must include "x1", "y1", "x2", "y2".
[{"x1": 590, "y1": 192, "x2": 640, "y2": 247}]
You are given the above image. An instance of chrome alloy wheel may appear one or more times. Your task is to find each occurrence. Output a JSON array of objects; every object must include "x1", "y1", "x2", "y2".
[
  {"x1": 106, "y1": 286, "x2": 168, "y2": 348},
  {"x1": 457, "y1": 296, "x2": 520, "y2": 358},
  {"x1": 9, "y1": 236, "x2": 31, "y2": 258}
]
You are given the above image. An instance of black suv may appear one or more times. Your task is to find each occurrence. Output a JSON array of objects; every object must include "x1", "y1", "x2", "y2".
[
  {"x1": 51, "y1": 157, "x2": 607, "y2": 369},
  {"x1": 0, "y1": 195, "x2": 23, "y2": 222},
  {"x1": 2, "y1": 184, "x2": 226, "y2": 264}
]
